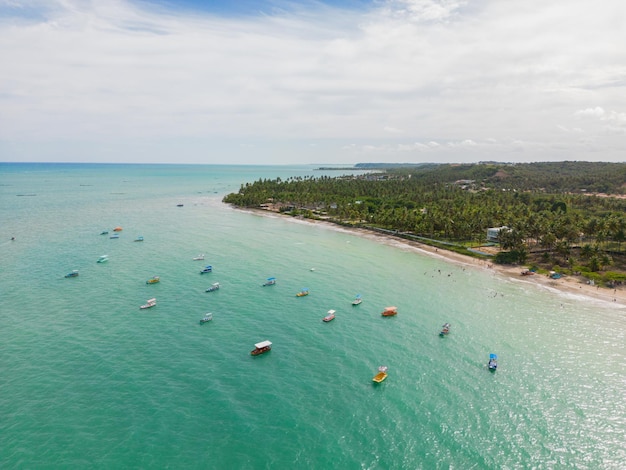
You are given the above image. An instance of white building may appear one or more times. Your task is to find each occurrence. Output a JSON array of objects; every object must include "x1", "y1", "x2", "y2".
[{"x1": 486, "y1": 226, "x2": 509, "y2": 242}]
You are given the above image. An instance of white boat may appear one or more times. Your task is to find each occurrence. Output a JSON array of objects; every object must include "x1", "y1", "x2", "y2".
[
  {"x1": 193, "y1": 254, "x2": 205, "y2": 261},
  {"x1": 262, "y1": 277, "x2": 276, "y2": 286},
  {"x1": 140, "y1": 298, "x2": 156, "y2": 309},
  {"x1": 206, "y1": 282, "x2": 220, "y2": 292},
  {"x1": 251, "y1": 340, "x2": 272, "y2": 356},
  {"x1": 97, "y1": 255, "x2": 109, "y2": 263},
  {"x1": 200, "y1": 313, "x2": 213, "y2": 324},
  {"x1": 352, "y1": 294, "x2": 362, "y2": 306}
]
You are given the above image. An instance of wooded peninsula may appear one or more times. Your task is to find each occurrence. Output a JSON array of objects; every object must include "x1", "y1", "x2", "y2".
[{"x1": 224, "y1": 161, "x2": 626, "y2": 288}]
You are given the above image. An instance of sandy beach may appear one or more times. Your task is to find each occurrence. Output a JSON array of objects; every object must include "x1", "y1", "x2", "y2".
[{"x1": 245, "y1": 208, "x2": 626, "y2": 308}]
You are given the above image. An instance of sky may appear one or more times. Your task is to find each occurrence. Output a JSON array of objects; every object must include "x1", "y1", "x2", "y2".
[{"x1": 0, "y1": 0, "x2": 625, "y2": 165}]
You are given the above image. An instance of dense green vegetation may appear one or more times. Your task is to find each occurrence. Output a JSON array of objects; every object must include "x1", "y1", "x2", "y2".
[{"x1": 224, "y1": 162, "x2": 626, "y2": 286}]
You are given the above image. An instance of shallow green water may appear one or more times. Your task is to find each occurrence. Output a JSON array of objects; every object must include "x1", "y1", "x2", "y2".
[{"x1": 1, "y1": 163, "x2": 624, "y2": 469}]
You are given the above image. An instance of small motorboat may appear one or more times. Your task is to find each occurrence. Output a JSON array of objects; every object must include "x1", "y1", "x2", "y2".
[
  {"x1": 439, "y1": 323, "x2": 451, "y2": 336},
  {"x1": 262, "y1": 277, "x2": 276, "y2": 286},
  {"x1": 200, "y1": 265, "x2": 213, "y2": 274},
  {"x1": 176, "y1": 204, "x2": 184, "y2": 207},
  {"x1": 206, "y1": 282, "x2": 220, "y2": 292},
  {"x1": 381, "y1": 306, "x2": 397, "y2": 317},
  {"x1": 134, "y1": 236, "x2": 144, "y2": 242},
  {"x1": 64, "y1": 270, "x2": 79, "y2": 278},
  {"x1": 199, "y1": 313, "x2": 213, "y2": 324},
  {"x1": 372, "y1": 366, "x2": 388, "y2": 383},
  {"x1": 193, "y1": 254, "x2": 205, "y2": 261},
  {"x1": 140, "y1": 298, "x2": 156, "y2": 309},
  {"x1": 488, "y1": 353, "x2": 498, "y2": 371},
  {"x1": 146, "y1": 276, "x2": 160, "y2": 284},
  {"x1": 323, "y1": 310, "x2": 336, "y2": 322},
  {"x1": 251, "y1": 340, "x2": 272, "y2": 356},
  {"x1": 113, "y1": 226, "x2": 123, "y2": 232},
  {"x1": 97, "y1": 255, "x2": 109, "y2": 263},
  {"x1": 109, "y1": 234, "x2": 120, "y2": 239},
  {"x1": 100, "y1": 231, "x2": 109, "y2": 235},
  {"x1": 296, "y1": 288, "x2": 309, "y2": 297},
  {"x1": 352, "y1": 294, "x2": 362, "y2": 306}
]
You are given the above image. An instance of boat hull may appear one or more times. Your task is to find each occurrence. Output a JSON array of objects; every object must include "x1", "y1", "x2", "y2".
[
  {"x1": 251, "y1": 346, "x2": 271, "y2": 356},
  {"x1": 372, "y1": 372, "x2": 388, "y2": 383}
]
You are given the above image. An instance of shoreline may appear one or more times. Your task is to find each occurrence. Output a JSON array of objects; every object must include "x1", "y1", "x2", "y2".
[{"x1": 242, "y1": 208, "x2": 626, "y2": 307}]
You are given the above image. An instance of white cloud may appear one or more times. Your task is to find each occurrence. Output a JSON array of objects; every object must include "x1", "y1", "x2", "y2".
[
  {"x1": 575, "y1": 107, "x2": 606, "y2": 119},
  {"x1": 0, "y1": 0, "x2": 625, "y2": 164}
]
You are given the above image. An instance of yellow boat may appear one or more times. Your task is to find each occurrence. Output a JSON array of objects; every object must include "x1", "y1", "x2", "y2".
[
  {"x1": 372, "y1": 366, "x2": 388, "y2": 383},
  {"x1": 296, "y1": 288, "x2": 309, "y2": 297},
  {"x1": 146, "y1": 276, "x2": 160, "y2": 284}
]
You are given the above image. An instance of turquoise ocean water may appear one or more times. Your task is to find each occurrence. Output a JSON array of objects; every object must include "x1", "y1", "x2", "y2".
[{"x1": 1, "y1": 163, "x2": 625, "y2": 469}]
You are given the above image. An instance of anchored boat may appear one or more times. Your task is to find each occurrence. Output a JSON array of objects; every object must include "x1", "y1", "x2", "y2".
[
  {"x1": 251, "y1": 340, "x2": 272, "y2": 356},
  {"x1": 199, "y1": 313, "x2": 213, "y2": 324},
  {"x1": 381, "y1": 306, "x2": 397, "y2": 317},
  {"x1": 206, "y1": 282, "x2": 220, "y2": 292},
  {"x1": 200, "y1": 265, "x2": 213, "y2": 274},
  {"x1": 439, "y1": 323, "x2": 451, "y2": 336},
  {"x1": 146, "y1": 276, "x2": 160, "y2": 284},
  {"x1": 352, "y1": 294, "x2": 362, "y2": 306},
  {"x1": 65, "y1": 270, "x2": 79, "y2": 278},
  {"x1": 323, "y1": 310, "x2": 336, "y2": 322},
  {"x1": 262, "y1": 277, "x2": 276, "y2": 286},
  {"x1": 140, "y1": 298, "x2": 156, "y2": 309},
  {"x1": 372, "y1": 366, "x2": 388, "y2": 383},
  {"x1": 296, "y1": 288, "x2": 309, "y2": 297},
  {"x1": 488, "y1": 353, "x2": 498, "y2": 371}
]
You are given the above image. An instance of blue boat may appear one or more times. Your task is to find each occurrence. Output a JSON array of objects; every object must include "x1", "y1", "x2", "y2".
[
  {"x1": 64, "y1": 270, "x2": 79, "y2": 278},
  {"x1": 352, "y1": 294, "x2": 362, "y2": 306},
  {"x1": 200, "y1": 265, "x2": 213, "y2": 274},
  {"x1": 262, "y1": 277, "x2": 276, "y2": 286},
  {"x1": 110, "y1": 234, "x2": 119, "y2": 239},
  {"x1": 134, "y1": 236, "x2": 144, "y2": 242},
  {"x1": 488, "y1": 353, "x2": 498, "y2": 371}
]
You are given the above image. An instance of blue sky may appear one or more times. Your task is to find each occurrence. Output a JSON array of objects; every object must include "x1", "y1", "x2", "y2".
[{"x1": 1, "y1": 0, "x2": 625, "y2": 164}]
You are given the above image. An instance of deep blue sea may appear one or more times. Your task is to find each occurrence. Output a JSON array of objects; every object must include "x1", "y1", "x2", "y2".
[{"x1": 1, "y1": 163, "x2": 625, "y2": 469}]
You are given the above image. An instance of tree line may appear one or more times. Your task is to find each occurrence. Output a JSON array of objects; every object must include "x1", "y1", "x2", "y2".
[{"x1": 223, "y1": 162, "x2": 626, "y2": 282}]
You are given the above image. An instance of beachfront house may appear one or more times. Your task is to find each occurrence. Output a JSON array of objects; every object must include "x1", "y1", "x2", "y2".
[{"x1": 487, "y1": 226, "x2": 509, "y2": 243}]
